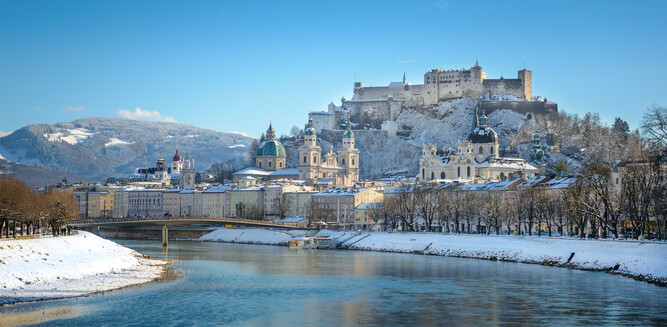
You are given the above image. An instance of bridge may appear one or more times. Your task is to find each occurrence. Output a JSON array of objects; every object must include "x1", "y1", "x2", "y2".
[{"x1": 68, "y1": 216, "x2": 311, "y2": 229}]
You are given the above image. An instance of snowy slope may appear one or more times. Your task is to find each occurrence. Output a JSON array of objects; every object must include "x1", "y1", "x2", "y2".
[{"x1": 0, "y1": 231, "x2": 166, "y2": 305}]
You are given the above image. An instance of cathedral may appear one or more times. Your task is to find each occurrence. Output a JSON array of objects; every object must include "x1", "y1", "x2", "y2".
[
  {"x1": 298, "y1": 114, "x2": 359, "y2": 186},
  {"x1": 419, "y1": 110, "x2": 538, "y2": 182}
]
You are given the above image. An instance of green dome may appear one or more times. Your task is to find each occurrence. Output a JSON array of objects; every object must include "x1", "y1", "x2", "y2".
[
  {"x1": 343, "y1": 114, "x2": 354, "y2": 139},
  {"x1": 256, "y1": 139, "x2": 286, "y2": 157}
]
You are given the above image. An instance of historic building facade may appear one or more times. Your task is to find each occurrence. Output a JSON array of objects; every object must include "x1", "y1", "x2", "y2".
[
  {"x1": 298, "y1": 115, "x2": 360, "y2": 186},
  {"x1": 419, "y1": 110, "x2": 538, "y2": 182}
]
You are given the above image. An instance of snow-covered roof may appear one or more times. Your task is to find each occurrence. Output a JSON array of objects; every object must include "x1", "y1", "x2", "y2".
[
  {"x1": 476, "y1": 157, "x2": 538, "y2": 171},
  {"x1": 314, "y1": 188, "x2": 367, "y2": 196},
  {"x1": 269, "y1": 168, "x2": 299, "y2": 176},
  {"x1": 457, "y1": 179, "x2": 521, "y2": 191},
  {"x1": 316, "y1": 178, "x2": 335, "y2": 185}
]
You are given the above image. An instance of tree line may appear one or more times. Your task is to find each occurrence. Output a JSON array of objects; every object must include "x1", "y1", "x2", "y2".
[{"x1": 0, "y1": 177, "x2": 79, "y2": 238}]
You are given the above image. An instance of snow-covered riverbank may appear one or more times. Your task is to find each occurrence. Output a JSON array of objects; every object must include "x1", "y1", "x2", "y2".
[
  {"x1": 199, "y1": 228, "x2": 667, "y2": 285},
  {"x1": 0, "y1": 231, "x2": 167, "y2": 305}
]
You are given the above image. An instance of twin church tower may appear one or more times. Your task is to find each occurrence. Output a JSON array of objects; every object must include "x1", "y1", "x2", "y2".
[{"x1": 254, "y1": 115, "x2": 359, "y2": 186}]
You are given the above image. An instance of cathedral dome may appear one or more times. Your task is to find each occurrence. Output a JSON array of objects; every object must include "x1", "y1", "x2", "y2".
[
  {"x1": 468, "y1": 126, "x2": 498, "y2": 144},
  {"x1": 255, "y1": 139, "x2": 286, "y2": 157}
]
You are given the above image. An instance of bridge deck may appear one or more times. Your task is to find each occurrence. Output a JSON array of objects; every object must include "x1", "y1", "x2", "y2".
[{"x1": 69, "y1": 217, "x2": 310, "y2": 229}]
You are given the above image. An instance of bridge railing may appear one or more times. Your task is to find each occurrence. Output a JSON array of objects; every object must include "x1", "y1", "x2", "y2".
[{"x1": 68, "y1": 216, "x2": 300, "y2": 228}]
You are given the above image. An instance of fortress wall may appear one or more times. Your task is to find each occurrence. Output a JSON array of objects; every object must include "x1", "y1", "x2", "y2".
[
  {"x1": 478, "y1": 100, "x2": 557, "y2": 115},
  {"x1": 311, "y1": 112, "x2": 334, "y2": 131},
  {"x1": 482, "y1": 79, "x2": 524, "y2": 98},
  {"x1": 342, "y1": 99, "x2": 398, "y2": 128}
]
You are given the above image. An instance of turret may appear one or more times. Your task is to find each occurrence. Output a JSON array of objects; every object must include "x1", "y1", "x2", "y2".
[
  {"x1": 304, "y1": 113, "x2": 317, "y2": 146},
  {"x1": 342, "y1": 114, "x2": 355, "y2": 149}
]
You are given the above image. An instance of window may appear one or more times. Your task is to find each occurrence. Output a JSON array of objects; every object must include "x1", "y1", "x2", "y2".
[
  {"x1": 268, "y1": 161, "x2": 272, "y2": 168},
  {"x1": 431, "y1": 172, "x2": 434, "y2": 180},
  {"x1": 303, "y1": 156, "x2": 307, "y2": 164},
  {"x1": 490, "y1": 146, "x2": 493, "y2": 154},
  {"x1": 422, "y1": 169, "x2": 425, "y2": 179},
  {"x1": 441, "y1": 172, "x2": 445, "y2": 179},
  {"x1": 342, "y1": 158, "x2": 346, "y2": 165},
  {"x1": 479, "y1": 146, "x2": 483, "y2": 154},
  {"x1": 467, "y1": 167, "x2": 471, "y2": 177},
  {"x1": 258, "y1": 162, "x2": 262, "y2": 168},
  {"x1": 352, "y1": 158, "x2": 355, "y2": 166},
  {"x1": 279, "y1": 162, "x2": 283, "y2": 168},
  {"x1": 457, "y1": 167, "x2": 461, "y2": 177},
  {"x1": 313, "y1": 155, "x2": 317, "y2": 164}
]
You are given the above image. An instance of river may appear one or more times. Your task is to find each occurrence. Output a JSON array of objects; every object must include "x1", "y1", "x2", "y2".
[{"x1": 2, "y1": 239, "x2": 666, "y2": 326}]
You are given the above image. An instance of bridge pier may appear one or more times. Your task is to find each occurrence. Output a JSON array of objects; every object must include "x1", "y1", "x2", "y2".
[{"x1": 162, "y1": 225, "x2": 168, "y2": 247}]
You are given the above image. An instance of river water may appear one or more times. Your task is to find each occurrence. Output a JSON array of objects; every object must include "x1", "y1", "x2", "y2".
[{"x1": 2, "y1": 240, "x2": 667, "y2": 326}]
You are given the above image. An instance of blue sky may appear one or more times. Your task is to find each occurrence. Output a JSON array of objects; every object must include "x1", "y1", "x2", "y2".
[{"x1": 1, "y1": 0, "x2": 665, "y2": 138}]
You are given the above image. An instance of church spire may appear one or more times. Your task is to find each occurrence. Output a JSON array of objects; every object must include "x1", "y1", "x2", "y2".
[{"x1": 403, "y1": 72, "x2": 406, "y2": 85}]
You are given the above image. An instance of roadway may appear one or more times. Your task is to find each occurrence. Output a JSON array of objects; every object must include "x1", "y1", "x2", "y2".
[{"x1": 68, "y1": 216, "x2": 311, "y2": 229}]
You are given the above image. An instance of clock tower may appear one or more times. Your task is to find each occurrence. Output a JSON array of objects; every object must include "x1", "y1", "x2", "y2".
[{"x1": 180, "y1": 152, "x2": 196, "y2": 189}]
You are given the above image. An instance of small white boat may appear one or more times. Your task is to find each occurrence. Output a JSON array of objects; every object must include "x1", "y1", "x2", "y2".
[{"x1": 289, "y1": 237, "x2": 317, "y2": 249}]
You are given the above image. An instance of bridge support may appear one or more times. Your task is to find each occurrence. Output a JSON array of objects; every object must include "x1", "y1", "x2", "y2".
[{"x1": 162, "y1": 225, "x2": 168, "y2": 247}]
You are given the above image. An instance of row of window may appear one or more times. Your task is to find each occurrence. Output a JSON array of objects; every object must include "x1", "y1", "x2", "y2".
[{"x1": 422, "y1": 166, "x2": 472, "y2": 180}]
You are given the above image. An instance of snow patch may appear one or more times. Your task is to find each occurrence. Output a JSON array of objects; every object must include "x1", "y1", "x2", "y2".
[
  {"x1": 104, "y1": 138, "x2": 134, "y2": 147},
  {"x1": 0, "y1": 231, "x2": 166, "y2": 305},
  {"x1": 228, "y1": 144, "x2": 246, "y2": 149},
  {"x1": 0, "y1": 145, "x2": 38, "y2": 165},
  {"x1": 199, "y1": 228, "x2": 292, "y2": 245},
  {"x1": 43, "y1": 128, "x2": 95, "y2": 145}
]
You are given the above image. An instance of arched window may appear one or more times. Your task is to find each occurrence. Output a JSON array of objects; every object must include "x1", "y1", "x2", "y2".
[
  {"x1": 479, "y1": 146, "x2": 483, "y2": 154},
  {"x1": 441, "y1": 172, "x2": 445, "y2": 179},
  {"x1": 352, "y1": 158, "x2": 355, "y2": 166},
  {"x1": 490, "y1": 146, "x2": 494, "y2": 154},
  {"x1": 431, "y1": 172, "x2": 434, "y2": 180},
  {"x1": 258, "y1": 162, "x2": 262, "y2": 168},
  {"x1": 313, "y1": 155, "x2": 317, "y2": 164},
  {"x1": 457, "y1": 167, "x2": 461, "y2": 177},
  {"x1": 279, "y1": 162, "x2": 283, "y2": 168},
  {"x1": 467, "y1": 167, "x2": 471, "y2": 177},
  {"x1": 268, "y1": 161, "x2": 272, "y2": 168},
  {"x1": 342, "y1": 158, "x2": 346, "y2": 165},
  {"x1": 422, "y1": 169, "x2": 425, "y2": 179},
  {"x1": 303, "y1": 156, "x2": 307, "y2": 164}
]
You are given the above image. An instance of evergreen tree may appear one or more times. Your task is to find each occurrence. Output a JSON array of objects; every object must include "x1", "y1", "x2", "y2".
[{"x1": 555, "y1": 158, "x2": 569, "y2": 173}]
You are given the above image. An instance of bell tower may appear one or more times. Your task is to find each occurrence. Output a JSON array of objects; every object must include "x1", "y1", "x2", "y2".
[
  {"x1": 298, "y1": 115, "x2": 322, "y2": 180},
  {"x1": 337, "y1": 115, "x2": 360, "y2": 185}
]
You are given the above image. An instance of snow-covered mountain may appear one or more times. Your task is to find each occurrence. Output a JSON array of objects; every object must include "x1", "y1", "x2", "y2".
[{"x1": 0, "y1": 117, "x2": 254, "y2": 183}]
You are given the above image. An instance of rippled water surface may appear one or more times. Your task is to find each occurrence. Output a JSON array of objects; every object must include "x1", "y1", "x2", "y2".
[{"x1": 2, "y1": 240, "x2": 667, "y2": 326}]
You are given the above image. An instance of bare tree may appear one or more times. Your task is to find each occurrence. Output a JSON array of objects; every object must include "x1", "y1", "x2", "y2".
[
  {"x1": 414, "y1": 185, "x2": 439, "y2": 232},
  {"x1": 641, "y1": 105, "x2": 667, "y2": 149}
]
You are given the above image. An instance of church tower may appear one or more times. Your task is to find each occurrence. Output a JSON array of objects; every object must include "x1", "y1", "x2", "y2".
[
  {"x1": 298, "y1": 114, "x2": 322, "y2": 180},
  {"x1": 180, "y1": 152, "x2": 195, "y2": 189},
  {"x1": 154, "y1": 154, "x2": 169, "y2": 184},
  {"x1": 171, "y1": 147, "x2": 182, "y2": 174},
  {"x1": 337, "y1": 115, "x2": 360, "y2": 184}
]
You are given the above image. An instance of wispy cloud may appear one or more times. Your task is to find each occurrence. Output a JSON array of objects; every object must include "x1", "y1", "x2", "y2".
[
  {"x1": 435, "y1": 0, "x2": 449, "y2": 10},
  {"x1": 396, "y1": 60, "x2": 418, "y2": 64},
  {"x1": 117, "y1": 108, "x2": 177, "y2": 123},
  {"x1": 64, "y1": 105, "x2": 86, "y2": 112}
]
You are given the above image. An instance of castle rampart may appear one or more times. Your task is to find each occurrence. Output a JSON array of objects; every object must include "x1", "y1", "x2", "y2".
[{"x1": 352, "y1": 62, "x2": 532, "y2": 105}]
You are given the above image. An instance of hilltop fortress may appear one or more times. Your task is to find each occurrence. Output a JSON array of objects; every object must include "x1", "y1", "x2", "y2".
[
  {"x1": 310, "y1": 62, "x2": 557, "y2": 132},
  {"x1": 353, "y1": 61, "x2": 531, "y2": 105}
]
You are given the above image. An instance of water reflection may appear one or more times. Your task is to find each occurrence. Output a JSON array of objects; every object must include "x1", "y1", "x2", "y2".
[{"x1": 1, "y1": 240, "x2": 666, "y2": 326}]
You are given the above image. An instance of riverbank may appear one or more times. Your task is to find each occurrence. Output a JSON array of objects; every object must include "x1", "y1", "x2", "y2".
[
  {"x1": 198, "y1": 228, "x2": 667, "y2": 286},
  {"x1": 0, "y1": 231, "x2": 168, "y2": 305}
]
